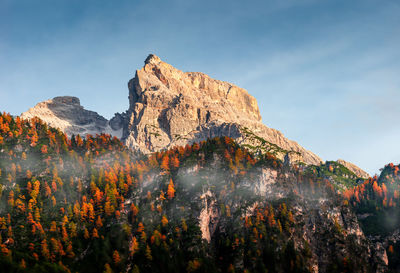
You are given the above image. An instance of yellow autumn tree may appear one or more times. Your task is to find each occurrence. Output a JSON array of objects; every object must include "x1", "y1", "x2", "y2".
[
  {"x1": 167, "y1": 179, "x2": 175, "y2": 199},
  {"x1": 161, "y1": 215, "x2": 168, "y2": 227}
]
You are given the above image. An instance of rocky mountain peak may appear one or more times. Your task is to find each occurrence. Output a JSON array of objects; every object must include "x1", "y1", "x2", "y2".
[
  {"x1": 52, "y1": 96, "x2": 81, "y2": 105},
  {"x1": 128, "y1": 54, "x2": 262, "y2": 122},
  {"x1": 144, "y1": 53, "x2": 162, "y2": 65},
  {"x1": 123, "y1": 55, "x2": 321, "y2": 165},
  {"x1": 21, "y1": 96, "x2": 122, "y2": 138}
]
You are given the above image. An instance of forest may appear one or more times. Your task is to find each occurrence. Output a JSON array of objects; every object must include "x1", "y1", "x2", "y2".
[{"x1": 0, "y1": 112, "x2": 399, "y2": 273}]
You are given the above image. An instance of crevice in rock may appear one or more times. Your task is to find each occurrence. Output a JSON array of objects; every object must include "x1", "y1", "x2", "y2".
[{"x1": 157, "y1": 108, "x2": 171, "y2": 141}]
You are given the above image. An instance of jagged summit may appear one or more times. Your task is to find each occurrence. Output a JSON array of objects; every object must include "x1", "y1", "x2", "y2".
[
  {"x1": 144, "y1": 53, "x2": 161, "y2": 65},
  {"x1": 123, "y1": 54, "x2": 321, "y2": 165},
  {"x1": 128, "y1": 54, "x2": 262, "y2": 121},
  {"x1": 21, "y1": 96, "x2": 122, "y2": 138}
]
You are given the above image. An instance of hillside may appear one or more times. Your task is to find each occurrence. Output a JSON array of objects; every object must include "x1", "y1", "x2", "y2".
[
  {"x1": 0, "y1": 112, "x2": 391, "y2": 272},
  {"x1": 344, "y1": 163, "x2": 400, "y2": 272}
]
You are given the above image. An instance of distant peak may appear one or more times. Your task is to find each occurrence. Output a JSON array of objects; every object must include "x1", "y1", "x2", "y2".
[
  {"x1": 144, "y1": 54, "x2": 161, "y2": 65},
  {"x1": 21, "y1": 95, "x2": 119, "y2": 138},
  {"x1": 52, "y1": 96, "x2": 80, "y2": 105}
]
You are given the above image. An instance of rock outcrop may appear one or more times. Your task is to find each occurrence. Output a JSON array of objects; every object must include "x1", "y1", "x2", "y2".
[
  {"x1": 21, "y1": 96, "x2": 122, "y2": 138},
  {"x1": 123, "y1": 54, "x2": 322, "y2": 165},
  {"x1": 174, "y1": 152, "x2": 386, "y2": 272},
  {"x1": 337, "y1": 159, "x2": 370, "y2": 179}
]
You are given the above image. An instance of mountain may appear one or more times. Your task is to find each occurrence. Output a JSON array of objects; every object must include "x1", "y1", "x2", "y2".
[
  {"x1": 20, "y1": 54, "x2": 369, "y2": 183},
  {"x1": 22, "y1": 55, "x2": 322, "y2": 166},
  {"x1": 0, "y1": 112, "x2": 389, "y2": 272},
  {"x1": 21, "y1": 96, "x2": 122, "y2": 138},
  {"x1": 120, "y1": 54, "x2": 322, "y2": 166}
]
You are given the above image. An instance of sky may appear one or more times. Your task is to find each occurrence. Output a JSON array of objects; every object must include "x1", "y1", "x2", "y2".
[{"x1": 0, "y1": 0, "x2": 399, "y2": 175}]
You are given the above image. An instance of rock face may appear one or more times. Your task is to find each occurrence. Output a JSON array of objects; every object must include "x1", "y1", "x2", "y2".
[
  {"x1": 123, "y1": 54, "x2": 322, "y2": 165},
  {"x1": 174, "y1": 153, "x2": 386, "y2": 272},
  {"x1": 337, "y1": 159, "x2": 370, "y2": 179},
  {"x1": 21, "y1": 96, "x2": 122, "y2": 138}
]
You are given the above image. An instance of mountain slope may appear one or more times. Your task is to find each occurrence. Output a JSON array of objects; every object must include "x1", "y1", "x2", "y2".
[
  {"x1": 344, "y1": 163, "x2": 400, "y2": 271},
  {"x1": 0, "y1": 112, "x2": 389, "y2": 272},
  {"x1": 337, "y1": 159, "x2": 369, "y2": 179}
]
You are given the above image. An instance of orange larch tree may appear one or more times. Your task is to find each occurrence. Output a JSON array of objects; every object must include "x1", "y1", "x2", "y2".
[{"x1": 167, "y1": 179, "x2": 175, "y2": 199}]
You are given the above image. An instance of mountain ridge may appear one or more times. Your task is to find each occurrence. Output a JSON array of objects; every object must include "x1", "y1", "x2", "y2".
[{"x1": 20, "y1": 54, "x2": 368, "y2": 178}]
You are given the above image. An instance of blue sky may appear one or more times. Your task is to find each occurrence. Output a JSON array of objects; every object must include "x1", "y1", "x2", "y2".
[{"x1": 1, "y1": 0, "x2": 399, "y2": 175}]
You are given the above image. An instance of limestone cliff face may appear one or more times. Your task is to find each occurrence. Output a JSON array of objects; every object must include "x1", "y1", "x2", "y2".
[
  {"x1": 123, "y1": 54, "x2": 322, "y2": 165},
  {"x1": 21, "y1": 96, "x2": 122, "y2": 138}
]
